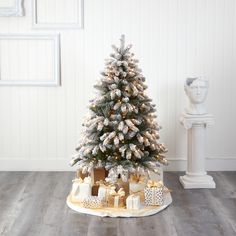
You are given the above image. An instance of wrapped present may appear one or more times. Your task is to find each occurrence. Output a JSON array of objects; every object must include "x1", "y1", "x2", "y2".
[
  {"x1": 92, "y1": 167, "x2": 109, "y2": 183},
  {"x1": 90, "y1": 168, "x2": 109, "y2": 196},
  {"x1": 115, "y1": 178, "x2": 129, "y2": 199},
  {"x1": 82, "y1": 196, "x2": 103, "y2": 208},
  {"x1": 144, "y1": 180, "x2": 164, "y2": 206},
  {"x1": 129, "y1": 174, "x2": 146, "y2": 203},
  {"x1": 107, "y1": 187, "x2": 125, "y2": 208},
  {"x1": 71, "y1": 177, "x2": 92, "y2": 202},
  {"x1": 126, "y1": 194, "x2": 141, "y2": 210},
  {"x1": 97, "y1": 181, "x2": 115, "y2": 204}
]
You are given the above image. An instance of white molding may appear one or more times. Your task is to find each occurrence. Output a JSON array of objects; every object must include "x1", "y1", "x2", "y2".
[
  {"x1": 32, "y1": 0, "x2": 83, "y2": 29},
  {"x1": 0, "y1": 34, "x2": 61, "y2": 86},
  {"x1": 0, "y1": 0, "x2": 24, "y2": 17},
  {"x1": 0, "y1": 157, "x2": 236, "y2": 171}
]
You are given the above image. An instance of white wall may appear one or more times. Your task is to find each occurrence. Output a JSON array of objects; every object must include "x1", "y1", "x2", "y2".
[{"x1": 0, "y1": 0, "x2": 236, "y2": 171}]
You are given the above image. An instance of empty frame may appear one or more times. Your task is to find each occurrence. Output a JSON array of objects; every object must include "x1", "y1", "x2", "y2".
[
  {"x1": 32, "y1": 0, "x2": 83, "y2": 29},
  {"x1": 0, "y1": 34, "x2": 61, "y2": 86},
  {"x1": 0, "y1": 0, "x2": 23, "y2": 16}
]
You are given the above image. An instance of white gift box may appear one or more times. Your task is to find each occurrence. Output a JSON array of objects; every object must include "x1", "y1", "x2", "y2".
[
  {"x1": 98, "y1": 185, "x2": 111, "y2": 203},
  {"x1": 71, "y1": 177, "x2": 92, "y2": 202},
  {"x1": 126, "y1": 194, "x2": 141, "y2": 210}
]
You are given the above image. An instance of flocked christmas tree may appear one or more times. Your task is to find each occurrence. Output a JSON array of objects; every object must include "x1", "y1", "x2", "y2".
[{"x1": 70, "y1": 35, "x2": 168, "y2": 183}]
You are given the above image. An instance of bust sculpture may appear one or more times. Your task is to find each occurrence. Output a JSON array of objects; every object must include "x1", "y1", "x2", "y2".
[
  {"x1": 180, "y1": 76, "x2": 215, "y2": 189},
  {"x1": 184, "y1": 77, "x2": 209, "y2": 115}
]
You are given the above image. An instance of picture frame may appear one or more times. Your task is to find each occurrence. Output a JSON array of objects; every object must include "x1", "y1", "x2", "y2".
[
  {"x1": 32, "y1": 0, "x2": 83, "y2": 29},
  {"x1": 0, "y1": 0, "x2": 24, "y2": 17},
  {"x1": 0, "y1": 34, "x2": 61, "y2": 86}
]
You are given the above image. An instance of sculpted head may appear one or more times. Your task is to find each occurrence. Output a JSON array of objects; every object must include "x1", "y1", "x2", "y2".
[
  {"x1": 185, "y1": 77, "x2": 208, "y2": 104},
  {"x1": 184, "y1": 77, "x2": 209, "y2": 115}
]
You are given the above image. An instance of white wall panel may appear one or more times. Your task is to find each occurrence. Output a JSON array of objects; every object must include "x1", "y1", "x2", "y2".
[{"x1": 0, "y1": 0, "x2": 235, "y2": 170}]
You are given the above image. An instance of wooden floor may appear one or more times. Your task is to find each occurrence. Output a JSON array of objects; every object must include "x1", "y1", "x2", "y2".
[{"x1": 0, "y1": 172, "x2": 235, "y2": 236}]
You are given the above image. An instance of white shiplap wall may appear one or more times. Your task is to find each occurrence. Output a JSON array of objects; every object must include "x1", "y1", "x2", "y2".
[{"x1": 0, "y1": 0, "x2": 236, "y2": 171}]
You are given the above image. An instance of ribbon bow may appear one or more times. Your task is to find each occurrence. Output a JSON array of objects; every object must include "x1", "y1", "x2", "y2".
[
  {"x1": 130, "y1": 174, "x2": 146, "y2": 184},
  {"x1": 146, "y1": 180, "x2": 163, "y2": 188},
  {"x1": 72, "y1": 176, "x2": 92, "y2": 184},
  {"x1": 109, "y1": 187, "x2": 125, "y2": 197}
]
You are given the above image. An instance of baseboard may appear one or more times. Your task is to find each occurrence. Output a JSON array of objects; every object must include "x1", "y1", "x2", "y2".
[
  {"x1": 165, "y1": 158, "x2": 236, "y2": 171},
  {"x1": 0, "y1": 159, "x2": 75, "y2": 171},
  {"x1": 0, "y1": 157, "x2": 235, "y2": 171}
]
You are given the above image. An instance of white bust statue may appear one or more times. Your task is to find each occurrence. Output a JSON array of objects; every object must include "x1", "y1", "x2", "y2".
[{"x1": 184, "y1": 77, "x2": 209, "y2": 115}]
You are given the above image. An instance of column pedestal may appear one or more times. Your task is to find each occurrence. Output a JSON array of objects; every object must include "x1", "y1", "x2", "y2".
[{"x1": 179, "y1": 113, "x2": 216, "y2": 189}]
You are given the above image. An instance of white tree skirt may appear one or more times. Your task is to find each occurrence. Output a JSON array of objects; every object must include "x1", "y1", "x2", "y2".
[{"x1": 66, "y1": 192, "x2": 172, "y2": 217}]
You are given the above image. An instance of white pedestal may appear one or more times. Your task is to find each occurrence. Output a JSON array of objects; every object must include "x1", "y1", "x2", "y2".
[{"x1": 179, "y1": 113, "x2": 216, "y2": 189}]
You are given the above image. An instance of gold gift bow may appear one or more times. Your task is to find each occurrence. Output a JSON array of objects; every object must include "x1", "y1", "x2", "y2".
[
  {"x1": 72, "y1": 176, "x2": 92, "y2": 184},
  {"x1": 109, "y1": 187, "x2": 125, "y2": 197},
  {"x1": 146, "y1": 180, "x2": 163, "y2": 188},
  {"x1": 130, "y1": 174, "x2": 146, "y2": 184},
  {"x1": 146, "y1": 180, "x2": 171, "y2": 193}
]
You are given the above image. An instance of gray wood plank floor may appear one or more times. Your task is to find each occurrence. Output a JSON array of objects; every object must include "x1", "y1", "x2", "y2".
[{"x1": 0, "y1": 172, "x2": 235, "y2": 236}]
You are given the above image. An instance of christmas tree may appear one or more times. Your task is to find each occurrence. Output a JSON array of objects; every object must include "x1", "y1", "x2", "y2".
[{"x1": 70, "y1": 35, "x2": 168, "y2": 183}]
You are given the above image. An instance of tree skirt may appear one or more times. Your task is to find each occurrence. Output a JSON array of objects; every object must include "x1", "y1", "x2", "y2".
[{"x1": 66, "y1": 192, "x2": 172, "y2": 218}]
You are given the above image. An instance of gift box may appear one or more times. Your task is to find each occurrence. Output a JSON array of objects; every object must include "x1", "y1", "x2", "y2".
[
  {"x1": 129, "y1": 174, "x2": 146, "y2": 203},
  {"x1": 92, "y1": 185, "x2": 99, "y2": 196},
  {"x1": 144, "y1": 180, "x2": 164, "y2": 206},
  {"x1": 97, "y1": 182, "x2": 114, "y2": 204},
  {"x1": 71, "y1": 177, "x2": 92, "y2": 202},
  {"x1": 126, "y1": 194, "x2": 141, "y2": 210},
  {"x1": 82, "y1": 196, "x2": 103, "y2": 208},
  {"x1": 92, "y1": 167, "x2": 109, "y2": 183},
  {"x1": 107, "y1": 187, "x2": 125, "y2": 208},
  {"x1": 115, "y1": 178, "x2": 129, "y2": 199}
]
